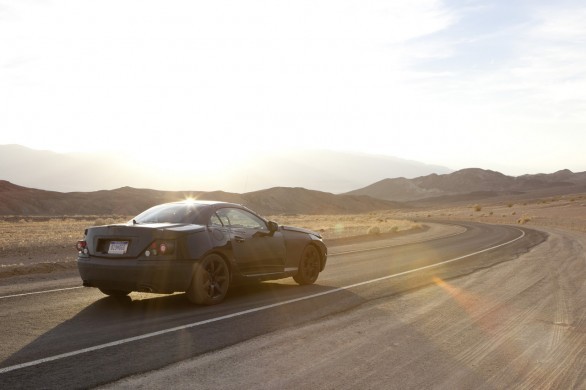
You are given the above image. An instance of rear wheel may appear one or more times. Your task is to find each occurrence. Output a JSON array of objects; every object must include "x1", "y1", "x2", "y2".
[
  {"x1": 186, "y1": 254, "x2": 230, "y2": 305},
  {"x1": 98, "y1": 288, "x2": 130, "y2": 297},
  {"x1": 293, "y1": 245, "x2": 321, "y2": 285}
]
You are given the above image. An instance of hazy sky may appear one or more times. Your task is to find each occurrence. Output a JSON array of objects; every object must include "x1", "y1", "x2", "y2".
[{"x1": 1, "y1": 0, "x2": 585, "y2": 176}]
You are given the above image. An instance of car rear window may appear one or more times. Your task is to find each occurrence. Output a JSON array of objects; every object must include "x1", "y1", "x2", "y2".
[{"x1": 133, "y1": 204, "x2": 204, "y2": 224}]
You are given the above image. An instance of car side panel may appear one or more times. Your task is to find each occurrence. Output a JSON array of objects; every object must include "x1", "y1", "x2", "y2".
[
  {"x1": 230, "y1": 228, "x2": 286, "y2": 275},
  {"x1": 281, "y1": 229, "x2": 328, "y2": 271}
]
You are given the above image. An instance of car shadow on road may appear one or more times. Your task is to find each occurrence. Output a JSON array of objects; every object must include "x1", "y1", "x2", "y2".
[{"x1": 0, "y1": 280, "x2": 364, "y2": 388}]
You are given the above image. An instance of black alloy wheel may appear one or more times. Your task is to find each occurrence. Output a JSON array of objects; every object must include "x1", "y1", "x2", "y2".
[
  {"x1": 187, "y1": 254, "x2": 230, "y2": 305},
  {"x1": 293, "y1": 245, "x2": 321, "y2": 285}
]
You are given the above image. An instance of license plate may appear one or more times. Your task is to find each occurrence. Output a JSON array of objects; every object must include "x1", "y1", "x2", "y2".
[{"x1": 108, "y1": 241, "x2": 129, "y2": 254}]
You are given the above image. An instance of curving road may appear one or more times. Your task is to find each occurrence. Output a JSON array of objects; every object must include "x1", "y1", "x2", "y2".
[{"x1": 0, "y1": 222, "x2": 547, "y2": 389}]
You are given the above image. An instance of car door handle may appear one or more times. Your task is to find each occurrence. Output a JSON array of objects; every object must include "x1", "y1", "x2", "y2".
[{"x1": 234, "y1": 236, "x2": 245, "y2": 243}]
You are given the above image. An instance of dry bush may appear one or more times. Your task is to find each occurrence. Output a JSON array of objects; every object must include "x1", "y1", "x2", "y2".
[
  {"x1": 367, "y1": 226, "x2": 380, "y2": 235},
  {"x1": 94, "y1": 217, "x2": 125, "y2": 226}
]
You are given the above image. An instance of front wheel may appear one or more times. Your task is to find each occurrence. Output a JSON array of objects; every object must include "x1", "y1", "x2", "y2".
[
  {"x1": 186, "y1": 254, "x2": 230, "y2": 305},
  {"x1": 293, "y1": 245, "x2": 321, "y2": 285}
]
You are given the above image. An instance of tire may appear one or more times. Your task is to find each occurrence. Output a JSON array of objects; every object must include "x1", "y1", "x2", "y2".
[
  {"x1": 98, "y1": 288, "x2": 131, "y2": 297},
  {"x1": 186, "y1": 254, "x2": 230, "y2": 305},
  {"x1": 293, "y1": 245, "x2": 321, "y2": 285}
]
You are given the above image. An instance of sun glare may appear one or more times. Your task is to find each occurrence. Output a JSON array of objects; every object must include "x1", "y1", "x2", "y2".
[{"x1": 183, "y1": 196, "x2": 199, "y2": 203}]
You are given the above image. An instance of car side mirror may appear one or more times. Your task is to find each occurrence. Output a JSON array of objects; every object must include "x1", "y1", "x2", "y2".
[{"x1": 267, "y1": 221, "x2": 278, "y2": 233}]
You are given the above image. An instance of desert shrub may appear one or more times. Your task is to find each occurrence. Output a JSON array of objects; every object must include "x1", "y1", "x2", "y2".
[
  {"x1": 507, "y1": 203, "x2": 513, "y2": 208},
  {"x1": 518, "y1": 216, "x2": 531, "y2": 224},
  {"x1": 389, "y1": 226, "x2": 399, "y2": 233},
  {"x1": 367, "y1": 226, "x2": 380, "y2": 235},
  {"x1": 94, "y1": 217, "x2": 126, "y2": 226},
  {"x1": 473, "y1": 204, "x2": 482, "y2": 212}
]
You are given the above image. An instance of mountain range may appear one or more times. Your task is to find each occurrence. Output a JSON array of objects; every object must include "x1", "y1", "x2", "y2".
[
  {"x1": 1, "y1": 167, "x2": 586, "y2": 216},
  {"x1": 346, "y1": 168, "x2": 586, "y2": 203},
  {"x1": 0, "y1": 180, "x2": 401, "y2": 216}
]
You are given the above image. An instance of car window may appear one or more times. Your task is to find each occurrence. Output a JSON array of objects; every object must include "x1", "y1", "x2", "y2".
[
  {"x1": 216, "y1": 210, "x2": 231, "y2": 226},
  {"x1": 133, "y1": 203, "x2": 202, "y2": 224},
  {"x1": 209, "y1": 213, "x2": 224, "y2": 226},
  {"x1": 216, "y1": 208, "x2": 267, "y2": 230}
]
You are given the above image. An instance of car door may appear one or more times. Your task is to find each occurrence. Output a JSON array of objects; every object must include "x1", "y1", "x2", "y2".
[{"x1": 216, "y1": 207, "x2": 285, "y2": 275}]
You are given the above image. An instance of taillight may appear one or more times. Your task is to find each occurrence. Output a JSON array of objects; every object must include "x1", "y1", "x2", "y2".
[
  {"x1": 145, "y1": 240, "x2": 175, "y2": 257},
  {"x1": 76, "y1": 240, "x2": 88, "y2": 254}
]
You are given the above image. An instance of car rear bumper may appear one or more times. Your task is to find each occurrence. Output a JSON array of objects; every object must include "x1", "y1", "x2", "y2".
[{"x1": 77, "y1": 256, "x2": 195, "y2": 294}]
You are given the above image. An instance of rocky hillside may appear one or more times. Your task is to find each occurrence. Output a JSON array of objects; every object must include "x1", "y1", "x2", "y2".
[
  {"x1": 0, "y1": 181, "x2": 402, "y2": 216},
  {"x1": 346, "y1": 168, "x2": 586, "y2": 203},
  {"x1": 3, "y1": 168, "x2": 585, "y2": 216}
]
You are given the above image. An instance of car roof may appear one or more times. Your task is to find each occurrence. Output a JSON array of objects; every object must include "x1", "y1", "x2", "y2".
[
  {"x1": 170, "y1": 200, "x2": 240, "y2": 207},
  {"x1": 166, "y1": 200, "x2": 254, "y2": 213}
]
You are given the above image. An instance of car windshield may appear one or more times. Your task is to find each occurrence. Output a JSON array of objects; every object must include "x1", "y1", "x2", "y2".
[{"x1": 132, "y1": 203, "x2": 205, "y2": 224}]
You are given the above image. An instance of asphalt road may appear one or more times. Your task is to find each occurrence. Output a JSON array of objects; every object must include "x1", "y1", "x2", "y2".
[{"x1": 0, "y1": 221, "x2": 546, "y2": 389}]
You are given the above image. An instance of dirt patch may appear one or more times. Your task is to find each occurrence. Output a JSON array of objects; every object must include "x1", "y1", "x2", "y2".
[
  {"x1": 0, "y1": 261, "x2": 77, "y2": 279},
  {"x1": 400, "y1": 192, "x2": 586, "y2": 234}
]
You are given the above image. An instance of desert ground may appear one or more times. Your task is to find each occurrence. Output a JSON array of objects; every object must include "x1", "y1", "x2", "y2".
[
  {"x1": 1, "y1": 193, "x2": 585, "y2": 388},
  {"x1": 3, "y1": 192, "x2": 582, "y2": 275}
]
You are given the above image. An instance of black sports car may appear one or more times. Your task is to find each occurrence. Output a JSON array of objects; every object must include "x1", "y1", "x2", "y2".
[{"x1": 76, "y1": 201, "x2": 327, "y2": 305}]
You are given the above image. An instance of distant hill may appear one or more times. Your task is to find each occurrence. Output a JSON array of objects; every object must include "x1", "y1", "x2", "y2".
[
  {"x1": 3, "y1": 167, "x2": 585, "y2": 216},
  {"x1": 346, "y1": 168, "x2": 586, "y2": 203},
  {"x1": 0, "y1": 144, "x2": 451, "y2": 193},
  {"x1": 0, "y1": 180, "x2": 403, "y2": 216}
]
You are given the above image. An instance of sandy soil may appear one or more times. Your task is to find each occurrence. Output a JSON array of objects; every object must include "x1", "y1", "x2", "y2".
[
  {"x1": 401, "y1": 193, "x2": 586, "y2": 234},
  {"x1": 103, "y1": 225, "x2": 586, "y2": 389}
]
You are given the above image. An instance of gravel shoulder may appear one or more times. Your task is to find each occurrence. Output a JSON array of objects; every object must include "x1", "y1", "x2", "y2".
[{"x1": 103, "y1": 225, "x2": 586, "y2": 389}]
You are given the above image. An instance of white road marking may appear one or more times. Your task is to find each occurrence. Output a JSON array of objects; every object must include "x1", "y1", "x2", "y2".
[
  {"x1": 0, "y1": 286, "x2": 83, "y2": 300},
  {"x1": 0, "y1": 228, "x2": 525, "y2": 375}
]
